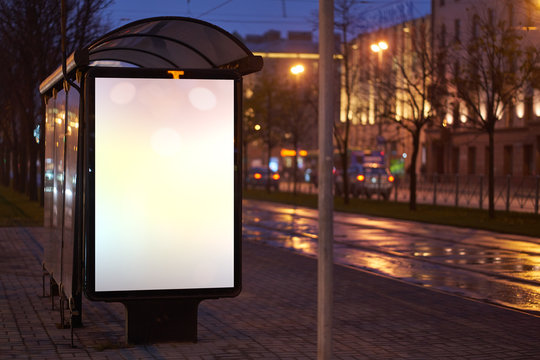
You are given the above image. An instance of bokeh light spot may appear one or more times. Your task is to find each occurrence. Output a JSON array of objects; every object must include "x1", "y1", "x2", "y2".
[
  {"x1": 110, "y1": 82, "x2": 136, "y2": 104},
  {"x1": 188, "y1": 87, "x2": 217, "y2": 111}
]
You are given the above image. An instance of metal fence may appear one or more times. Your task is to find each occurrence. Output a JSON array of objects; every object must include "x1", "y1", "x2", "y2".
[
  {"x1": 392, "y1": 174, "x2": 540, "y2": 214},
  {"x1": 279, "y1": 174, "x2": 540, "y2": 214}
]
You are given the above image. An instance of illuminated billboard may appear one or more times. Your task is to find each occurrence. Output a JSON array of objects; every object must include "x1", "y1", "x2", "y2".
[{"x1": 84, "y1": 68, "x2": 242, "y2": 301}]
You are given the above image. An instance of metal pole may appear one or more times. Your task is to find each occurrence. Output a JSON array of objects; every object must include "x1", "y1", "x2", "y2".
[
  {"x1": 479, "y1": 175, "x2": 483, "y2": 210},
  {"x1": 433, "y1": 173, "x2": 437, "y2": 206},
  {"x1": 535, "y1": 175, "x2": 539, "y2": 215},
  {"x1": 377, "y1": 174, "x2": 381, "y2": 200},
  {"x1": 318, "y1": 1, "x2": 334, "y2": 359},
  {"x1": 455, "y1": 174, "x2": 459, "y2": 207},
  {"x1": 394, "y1": 178, "x2": 398, "y2": 202},
  {"x1": 506, "y1": 175, "x2": 511, "y2": 212}
]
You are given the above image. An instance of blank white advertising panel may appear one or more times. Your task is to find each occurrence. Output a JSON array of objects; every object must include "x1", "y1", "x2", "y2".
[{"x1": 91, "y1": 71, "x2": 237, "y2": 296}]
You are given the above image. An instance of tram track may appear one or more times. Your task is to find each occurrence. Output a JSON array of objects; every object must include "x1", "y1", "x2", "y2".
[
  {"x1": 243, "y1": 218, "x2": 540, "y2": 289},
  {"x1": 244, "y1": 203, "x2": 540, "y2": 256},
  {"x1": 243, "y1": 203, "x2": 540, "y2": 289}
]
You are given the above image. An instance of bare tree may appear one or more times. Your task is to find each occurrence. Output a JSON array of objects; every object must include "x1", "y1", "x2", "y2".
[
  {"x1": 281, "y1": 65, "x2": 318, "y2": 195},
  {"x1": 242, "y1": 90, "x2": 260, "y2": 189},
  {"x1": 243, "y1": 63, "x2": 286, "y2": 192},
  {"x1": 244, "y1": 59, "x2": 318, "y2": 194},
  {"x1": 0, "y1": 0, "x2": 111, "y2": 201},
  {"x1": 448, "y1": 4, "x2": 540, "y2": 218},
  {"x1": 377, "y1": 16, "x2": 445, "y2": 210},
  {"x1": 334, "y1": 0, "x2": 365, "y2": 204}
]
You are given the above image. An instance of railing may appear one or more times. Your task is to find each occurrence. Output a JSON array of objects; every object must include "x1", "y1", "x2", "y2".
[
  {"x1": 387, "y1": 174, "x2": 539, "y2": 214},
  {"x1": 278, "y1": 174, "x2": 540, "y2": 214}
]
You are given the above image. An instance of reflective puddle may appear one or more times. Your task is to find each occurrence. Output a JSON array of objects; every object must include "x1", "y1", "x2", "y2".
[{"x1": 243, "y1": 205, "x2": 540, "y2": 314}]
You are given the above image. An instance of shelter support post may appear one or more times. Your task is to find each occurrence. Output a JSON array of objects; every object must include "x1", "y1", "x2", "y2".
[
  {"x1": 42, "y1": 264, "x2": 48, "y2": 297},
  {"x1": 50, "y1": 277, "x2": 59, "y2": 310}
]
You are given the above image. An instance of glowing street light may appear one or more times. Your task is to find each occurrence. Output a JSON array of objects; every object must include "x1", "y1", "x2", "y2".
[
  {"x1": 289, "y1": 63, "x2": 306, "y2": 197},
  {"x1": 370, "y1": 41, "x2": 388, "y2": 53},
  {"x1": 370, "y1": 40, "x2": 389, "y2": 144},
  {"x1": 290, "y1": 64, "x2": 305, "y2": 75}
]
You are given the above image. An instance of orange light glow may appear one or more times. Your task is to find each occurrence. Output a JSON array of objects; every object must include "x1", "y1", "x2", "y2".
[
  {"x1": 371, "y1": 41, "x2": 388, "y2": 53},
  {"x1": 357, "y1": 174, "x2": 365, "y2": 182},
  {"x1": 281, "y1": 149, "x2": 307, "y2": 157},
  {"x1": 272, "y1": 173, "x2": 280, "y2": 180},
  {"x1": 281, "y1": 149, "x2": 296, "y2": 157},
  {"x1": 290, "y1": 64, "x2": 305, "y2": 75},
  {"x1": 388, "y1": 175, "x2": 395, "y2": 182},
  {"x1": 254, "y1": 173, "x2": 262, "y2": 179}
]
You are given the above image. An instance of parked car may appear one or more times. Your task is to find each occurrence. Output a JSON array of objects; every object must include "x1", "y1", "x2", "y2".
[
  {"x1": 335, "y1": 163, "x2": 395, "y2": 200},
  {"x1": 246, "y1": 167, "x2": 280, "y2": 191},
  {"x1": 360, "y1": 163, "x2": 395, "y2": 200}
]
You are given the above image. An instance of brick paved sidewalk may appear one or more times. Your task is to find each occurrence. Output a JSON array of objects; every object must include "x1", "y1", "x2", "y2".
[{"x1": 1, "y1": 227, "x2": 539, "y2": 359}]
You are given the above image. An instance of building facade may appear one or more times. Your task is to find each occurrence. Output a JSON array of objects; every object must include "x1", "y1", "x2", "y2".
[
  {"x1": 242, "y1": 0, "x2": 540, "y2": 182},
  {"x1": 347, "y1": 0, "x2": 540, "y2": 179},
  {"x1": 426, "y1": 0, "x2": 540, "y2": 177},
  {"x1": 346, "y1": 15, "x2": 432, "y2": 176}
]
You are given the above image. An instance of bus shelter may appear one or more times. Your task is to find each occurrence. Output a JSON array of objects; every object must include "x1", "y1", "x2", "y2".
[{"x1": 39, "y1": 16, "x2": 262, "y2": 344}]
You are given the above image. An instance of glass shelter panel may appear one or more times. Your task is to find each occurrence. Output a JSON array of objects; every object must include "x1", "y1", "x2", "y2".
[
  {"x1": 61, "y1": 89, "x2": 80, "y2": 298},
  {"x1": 43, "y1": 98, "x2": 56, "y2": 229},
  {"x1": 44, "y1": 90, "x2": 66, "y2": 284},
  {"x1": 43, "y1": 97, "x2": 56, "y2": 277}
]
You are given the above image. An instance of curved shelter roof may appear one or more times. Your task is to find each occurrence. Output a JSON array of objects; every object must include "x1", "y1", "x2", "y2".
[{"x1": 40, "y1": 16, "x2": 263, "y2": 94}]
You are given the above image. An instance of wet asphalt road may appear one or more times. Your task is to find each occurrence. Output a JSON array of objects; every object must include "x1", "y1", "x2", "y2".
[{"x1": 242, "y1": 200, "x2": 540, "y2": 314}]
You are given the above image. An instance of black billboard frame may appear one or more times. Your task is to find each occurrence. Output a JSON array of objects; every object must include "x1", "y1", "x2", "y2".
[{"x1": 83, "y1": 66, "x2": 243, "y2": 305}]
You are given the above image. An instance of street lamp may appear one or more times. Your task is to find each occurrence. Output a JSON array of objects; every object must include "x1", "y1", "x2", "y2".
[
  {"x1": 290, "y1": 64, "x2": 305, "y2": 75},
  {"x1": 370, "y1": 40, "x2": 389, "y2": 153},
  {"x1": 370, "y1": 41, "x2": 388, "y2": 53},
  {"x1": 289, "y1": 63, "x2": 305, "y2": 196}
]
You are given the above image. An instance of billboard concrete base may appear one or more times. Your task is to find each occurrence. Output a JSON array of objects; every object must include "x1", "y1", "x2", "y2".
[{"x1": 123, "y1": 299, "x2": 201, "y2": 344}]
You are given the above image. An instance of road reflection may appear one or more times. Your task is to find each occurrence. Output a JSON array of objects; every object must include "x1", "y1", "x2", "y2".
[{"x1": 243, "y1": 201, "x2": 540, "y2": 314}]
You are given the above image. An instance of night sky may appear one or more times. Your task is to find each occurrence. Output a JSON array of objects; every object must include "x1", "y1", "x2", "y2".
[{"x1": 106, "y1": 0, "x2": 431, "y2": 38}]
